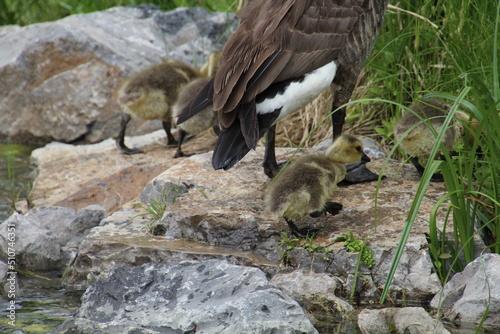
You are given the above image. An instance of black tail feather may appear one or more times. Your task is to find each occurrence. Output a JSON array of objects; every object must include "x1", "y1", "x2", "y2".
[
  {"x1": 176, "y1": 78, "x2": 215, "y2": 125},
  {"x1": 212, "y1": 110, "x2": 280, "y2": 171}
]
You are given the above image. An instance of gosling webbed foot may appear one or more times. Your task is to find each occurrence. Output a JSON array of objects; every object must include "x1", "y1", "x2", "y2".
[
  {"x1": 324, "y1": 202, "x2": 343, "y2": 215},
  {"x1": 264, "y1": 161, "x2": 287, "y2": 179},
  {"x1": 285, "y1": 218, "x2": 319, "y2": 238},
  {"x1": 430, "y1": 173, "x2": 444, "y2": 182},
  {"x1": 340, "y1": 161, "x2": 384, "y2": 185},
  {"x1": 117, "y1": 142, "x2": 143, "y2": 155},
  {"x1": 310, "y1": 202, "x2": 342, "y2": 218}
]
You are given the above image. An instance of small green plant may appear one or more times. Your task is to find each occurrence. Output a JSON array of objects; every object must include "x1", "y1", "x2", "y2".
[
  {"x1": 136, "y1": 183, "x2": 183, "y2": 236},
  {"x1": 277, "y1": 232, "x2": 334, "y2": 265},
  {"x1": 336, "y1": 231, "x2": 375, "y2": 269}
]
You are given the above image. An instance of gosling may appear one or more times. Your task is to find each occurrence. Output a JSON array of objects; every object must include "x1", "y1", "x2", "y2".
[
  {"x1": 171, "y1": 77, "x2": 218, "y2": 158},
  {"x1": 116, "y1": 60, "x2": 200, "y2": 154},
  {"x1": 394, "y1": 99, "x2": 479, "y2": 182},
  {"x1": 116, "y1": 51, "x2": 222, "y2": 155},
  {"x1": 266, "y1": 134, "x2": 370, "y2": 237}
]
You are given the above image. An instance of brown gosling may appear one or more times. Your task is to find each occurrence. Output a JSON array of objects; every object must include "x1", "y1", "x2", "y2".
[
  {"x1": 116, "y1": 51, "x2": 222, "y2": 155},
  {"x1": 171, "y1": 77, "x2": 218, "y2": 158},
  {"x1": 394, "y1": 99, "x2": 480, "y2": 182},
  {"x1": 266, "y1": 134, "x2": 370, "y2": 237}
]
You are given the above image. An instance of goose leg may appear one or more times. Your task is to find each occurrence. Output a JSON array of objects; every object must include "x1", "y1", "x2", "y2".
[
  {"x1": 263, "y1": 125, "x2": 282, "y2": 178},
  {"x1": 162, "y1": 120, "x2": 178, "y2": 147},
  {"x1": 116, "y1": 113, "x2": 143, "y2": 155}
]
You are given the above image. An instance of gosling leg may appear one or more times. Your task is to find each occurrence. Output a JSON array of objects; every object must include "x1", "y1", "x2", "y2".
[
  {"x1": 174, "y1": 129, "x2": 188, "y2": 158},
  {"x1": 410, "y1": 157, "x2": 444, "y2": 182},
  {"x1": 162, "y1": 120, "x2": 178, "y2": 147},
  {"x1": 285, "y1": 218, "x2": 319, "y2": 238},
  {"x1": 117, "y1": 113, "x2": 143, "y2": 155}
]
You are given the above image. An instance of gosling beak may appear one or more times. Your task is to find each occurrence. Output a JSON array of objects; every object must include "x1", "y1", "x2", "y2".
[{"x1": 361, "y1": 152, "x2": 371, "y2": 163}]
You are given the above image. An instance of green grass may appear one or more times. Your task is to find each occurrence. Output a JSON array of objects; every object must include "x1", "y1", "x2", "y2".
[
  {"x1": 0, "y1": 0, "x2": 240, "y2": 26},
  {"x1": 378, "y1": 0, "x2": 500, "y2": 306}
]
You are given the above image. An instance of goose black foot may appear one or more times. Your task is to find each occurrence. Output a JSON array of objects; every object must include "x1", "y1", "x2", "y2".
[
  {"x1": 340, "y1": 161, "x2": 385, "y2": 185},
  {"x1": 285, "y1": 218, "x2": 319, "y2": 238}
]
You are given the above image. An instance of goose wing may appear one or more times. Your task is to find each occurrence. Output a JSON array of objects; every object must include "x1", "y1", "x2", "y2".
[{"x1": 214, "y1": 0, "x2": 365, "y2": 121}]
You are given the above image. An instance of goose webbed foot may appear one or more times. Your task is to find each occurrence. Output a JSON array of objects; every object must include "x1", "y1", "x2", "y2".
[
  {"x1": 285, "y1": 218, "x2": 318, "y2": 238},
  {"x1": 339, "y1": 161, "x2": 384, "y2": 185}
]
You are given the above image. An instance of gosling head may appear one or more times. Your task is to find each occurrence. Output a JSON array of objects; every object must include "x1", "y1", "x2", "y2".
[{"x1": 325, "y1": 134, "x2": 370, "y2": 164}]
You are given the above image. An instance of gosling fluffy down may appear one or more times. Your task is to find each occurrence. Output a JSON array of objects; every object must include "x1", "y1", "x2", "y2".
[
  {"x1": 394, "y1": 99, "x2": 479, "y2": 180},
  {"x1": 266, "y1": 134, "x2": 370, "y2": 237},
  {"x1": 116, "y1": 60, "x2": 201, "y2": 154},
  {"x1": 116, "y1": 51, "x2": 222, "y2": 155}
]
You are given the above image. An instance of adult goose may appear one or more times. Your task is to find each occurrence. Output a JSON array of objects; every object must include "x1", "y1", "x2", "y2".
[{"x1": 177, "y1": 0, "x2": 390, "y2": 180}]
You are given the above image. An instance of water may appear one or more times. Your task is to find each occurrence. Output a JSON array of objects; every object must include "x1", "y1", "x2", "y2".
[
  {"x1": 0, "y1": 143, "x2": 36, "y2": 223},
  {"x1": 0, "y1": 275, "x2": 82, "y2": 333}
]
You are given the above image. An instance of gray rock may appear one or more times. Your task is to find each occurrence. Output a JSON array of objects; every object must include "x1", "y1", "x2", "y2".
[
  {"x1": 270, "y1": 270, "x2": 354, "y2": 324},
  {"x1": 430, "y1": 253, "x2": 500, "y2": 327},
  {"x1": 358, "y1": 307, "x2": 451, "y2": 334},
  {"x1": 56, "y1": 260, "x2": 318, "y2": 334},
  {"x1": 63, "y1": 207, "x2": 280, "y2": 288},
  {"x1": 0, "y1": 6, "x2": 236, "y2": 144},
  {"x1": 0, "y1": 259, "x2": 19, "y2": 297},
  {"x1": 0, "y1": 205, "x2": 105, "y2": 270}
]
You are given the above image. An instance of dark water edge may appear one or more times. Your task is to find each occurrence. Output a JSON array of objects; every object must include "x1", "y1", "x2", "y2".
[{"x1": 0, "y1": 143, "x2": 37, "y2": 224}]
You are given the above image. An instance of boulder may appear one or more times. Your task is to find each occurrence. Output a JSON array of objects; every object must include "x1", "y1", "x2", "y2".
[
  {"x1": 430, "y1": 253, "x2": 500, "y2": 327},
  {"x1": 0, "y1": 5, "x2": 236, "y2": 144},
  {"x1": 270, "y1": 270, "x2": 354, "y2": 325},
  {"x1": 358, "y1": 307, "x2": 451, "y2": 334},
  {"x1": 63, "y1": 144, "x2": 445, "y2": 304},
  {"x1": 0, "y1": 205, "x2": 105, "y2": 270},
  {"x1": 30, "y1": 129, "x2": 218, "y2": 219},
  {"x1": 56, "y1": 260, "x2": 318, "y2": 334}
]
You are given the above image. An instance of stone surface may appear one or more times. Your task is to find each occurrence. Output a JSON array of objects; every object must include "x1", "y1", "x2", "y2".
[
  {"x1": 64, "y1": 205, "x2": 279, "y2": 288},
  {"x1": 430, "y1": 253, "x2": 500, "y2": 327},
  {"x1": 0, "y1": 205, "x2": 105, "y2": 271},
  {"x1": 63, "y1": 141, "x2": 444, "y2": 304},
  {"x1": 358, "y1": 307, "x2": 451, "y2": 334},
  {"x1": 30, "y1": 129, "x2": 217, "y2": 215},
  {"x1": 270, "y1": 270, "x2": 354, "y2": 325},
  {"x1": 0, "y1": 5, "x2": 236, "y2": 144},
  {"x1": 56, "y1": 260, "x2": 318, "y2": 334}
]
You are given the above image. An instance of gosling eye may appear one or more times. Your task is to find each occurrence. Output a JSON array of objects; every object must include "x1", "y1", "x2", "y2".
[{"x1": 355, "y1": 146, "x2": 362, "y2": 153}]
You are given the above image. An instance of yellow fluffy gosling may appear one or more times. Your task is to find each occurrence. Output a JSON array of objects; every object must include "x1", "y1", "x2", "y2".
[
  {"x1": 266, "y1": 134, "x2": 370, "y2": 237},
  {"x1": 394, "y1": 99, "x2": 479, "y2": 181},
  {"x1": 116, "y1": 51, "x2": 221, "y2": 155}
]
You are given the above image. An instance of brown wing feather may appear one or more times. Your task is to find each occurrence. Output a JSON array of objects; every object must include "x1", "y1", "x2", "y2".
[{"x1": 214, "y1": 0, "x2": 365, "y2": 130}]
